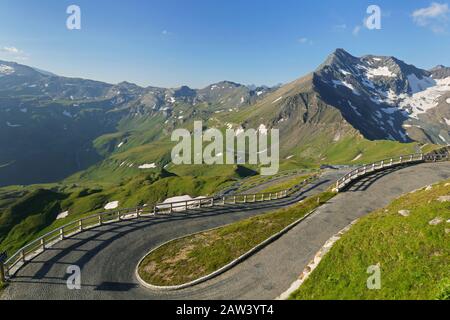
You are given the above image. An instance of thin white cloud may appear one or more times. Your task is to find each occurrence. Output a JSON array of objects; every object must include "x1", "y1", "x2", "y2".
[
  {"x1": 0, "y1": 46, "x2": 29, "y2": 62},
  {"x1": 352, "y1": 25, "x2": 362, "y2": 36},
  {"x1": 298, "y1": 37, "x2": 313, "y2": 45},
  {"x1": 1, "y1": 46, "x2": 22, "y2": 54},
  {"x1": 412, "y1": 2, "x2": 449, "y2": 33},
  {"x1": 352, "y1": 16, "x2": 370, "y2": 37}
]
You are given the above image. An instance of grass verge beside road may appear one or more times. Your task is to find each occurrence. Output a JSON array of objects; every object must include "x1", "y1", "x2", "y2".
[
  {"x1": 138, "y1": 191, "x2": 335, "y2": 287},
  {"x1": 290, "y1": 179, "x2": 450, "y2": 300}
]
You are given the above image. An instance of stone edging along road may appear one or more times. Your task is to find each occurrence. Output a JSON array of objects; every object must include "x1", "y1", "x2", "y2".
[
  {"x1": 276, "y1": 219, "x2": 359, "y2": 300},
  {"x1": 135, "y1": 208, "x2": 319, "y2": 291}
]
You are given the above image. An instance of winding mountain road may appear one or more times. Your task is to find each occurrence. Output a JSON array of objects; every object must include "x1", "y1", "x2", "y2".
[{"x1": 2, "y1": 162, "x2": 450, "y2": 300}]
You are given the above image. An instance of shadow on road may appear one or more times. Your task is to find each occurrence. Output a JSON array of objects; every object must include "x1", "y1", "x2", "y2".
[
  {"x1": 343, "y1": 165, "x2": 407, "y2": 192},
  {"x1": 11, "y1": 178, "x2": 332, "y2": 291}
]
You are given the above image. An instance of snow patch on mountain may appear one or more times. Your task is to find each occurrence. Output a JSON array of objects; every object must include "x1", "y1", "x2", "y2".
[
  {"x1": 63, "y1": 111, "x2": 72, "y2": 118},
  {"x1": 0, "y1": 64, "x2": 14, "y2": 76},
  {"x1": 348, "y1": 100, "x2": 362, "y2": 116},
  {"x1": 139, "y1": 163, "x2": 157, "y2": 169},
  {"x1": 407, "y1": 74, "x2": 435, "y2": 93},
  {"x1": 399, "y1": 77, "x2": 450, "y2": 119},
  {"x1": 158, "y1": 195, "x2": 207, "y2": 212},
  {"x1": 166, "y1": 96, "x2": 176, "y2": 104},
  {"x1": 356, "y1": 72, "x2": 450, "y2": 120},
  {"x1": 366, "y1": 66, "x2": 396, "y2": 79},
  {"x1": 6, "y1": 122, "x2": 22, "y2": 128},
  {"x1": 332, "y1": 80, "x2": 360, "y2": 96},
  {"x1": 56, "y1": 211, "x2": 69, "y2": 220},
  {"x1": 104, "y1": 201, "x2": 119, "y2": 210}
]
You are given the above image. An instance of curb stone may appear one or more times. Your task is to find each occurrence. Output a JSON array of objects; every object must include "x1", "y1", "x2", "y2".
[{"x1": 136, "y1": 208, "x2": 320, "y2": 291}]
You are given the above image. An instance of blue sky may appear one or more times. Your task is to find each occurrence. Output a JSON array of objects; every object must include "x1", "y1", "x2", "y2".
[{"x1": 1, "y1": 0, "x2": 450, "y2": 88}]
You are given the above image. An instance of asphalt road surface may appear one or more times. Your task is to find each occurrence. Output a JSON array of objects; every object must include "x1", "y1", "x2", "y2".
[{"x1": 2, "y1": 162, "x2": 449, "y2": 300}]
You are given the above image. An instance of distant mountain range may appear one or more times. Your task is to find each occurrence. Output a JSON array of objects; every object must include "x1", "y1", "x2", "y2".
[{"x1": 0, "y1": 48, "x2": 449, "y2": 186}]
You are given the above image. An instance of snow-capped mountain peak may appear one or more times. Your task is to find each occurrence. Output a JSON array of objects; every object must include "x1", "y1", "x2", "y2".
[{"x1": 314, "y1": 49, "x2": 450, "y2": 145}]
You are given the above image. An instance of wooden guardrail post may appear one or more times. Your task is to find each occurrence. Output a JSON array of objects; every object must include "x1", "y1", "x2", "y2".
[
  {"x1": 0, "y1": 262, "x2": 5, "y2": 283},
  {"x1": 0, "y1": 251, "x2": 7, "y2": 283},
  {"x1": 40, "y1": 239, "x2": 45, "y2": 251},
  {"x1": 0, "y1": 264, "x2": 6, "y2": 284},
  {"x1": 79, "y1": 220, "x2": 83, "y2": 232},
  {"x1": 20, "y1": 250, "x2": 26, "y2": 263},
  {"x1": 60, "y1": 228, "x2": 64, "y2": 241}
]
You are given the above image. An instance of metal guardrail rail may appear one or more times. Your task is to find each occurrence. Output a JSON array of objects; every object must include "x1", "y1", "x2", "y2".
[
  {"x1": 1, "y1": 174, "x2": 319, "y2": 281},
  {"x1": 334, "y1": 151, "x2": 449, "y2": 192}
]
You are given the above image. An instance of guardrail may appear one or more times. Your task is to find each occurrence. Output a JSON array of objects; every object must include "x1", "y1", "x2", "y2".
[
  {"x1": 335, "y1": 153, "x2": 424, "y2": 192},
  {"x1": 2, "y1": 205, "x2": 156, "y2": 280},
  {"x1": 334, "y1": 151, "x2": 449, "y2": 192},
  {"x1": 1, "y1": 173, "x2": 319, "y2": 281}
]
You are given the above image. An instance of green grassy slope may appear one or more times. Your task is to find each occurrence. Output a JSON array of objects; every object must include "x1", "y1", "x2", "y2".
[
  {"x1": 291, "y1": 180, "x2": 450, "y2": 300},
  {"x1": 0, "y1": 170, "x2": 238, "y2": 255}
]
